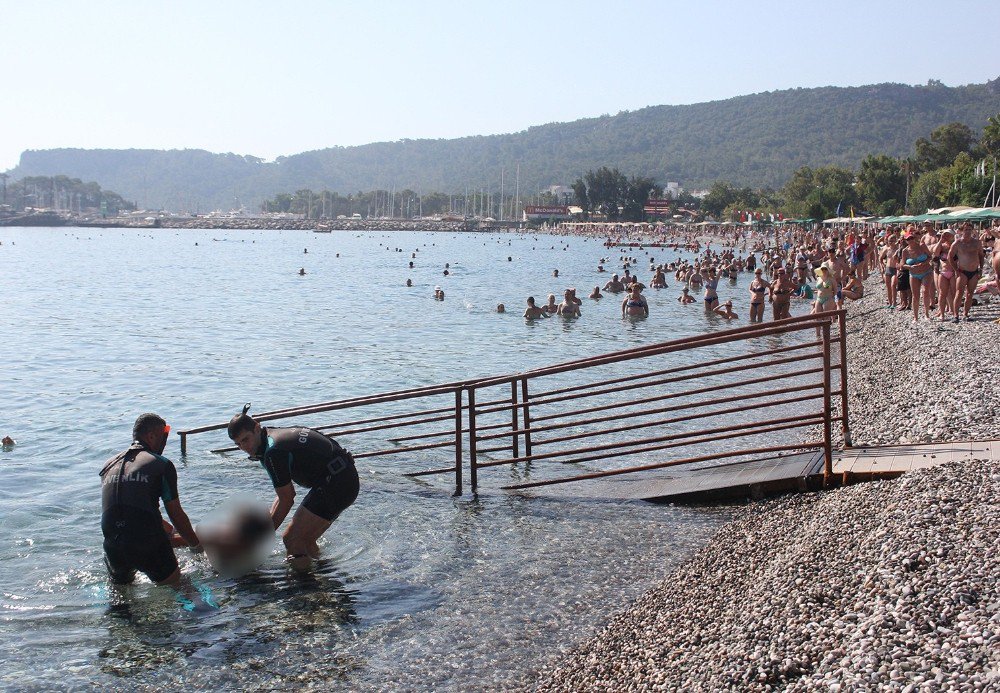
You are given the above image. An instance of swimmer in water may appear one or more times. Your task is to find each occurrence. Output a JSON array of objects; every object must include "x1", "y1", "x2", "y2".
[
  {"x1": 589, "y1": 286, "x2": 603, "y2": 300},
  {"x1": 543, "y1": 294, "x2": 559, "y2": 314},
  {"x1": 523, "y1": 296, "x2": 548, "y2": 319},
  {"x1": 1, "y1": 435, "x2": 14, "y2": 447},
  {"x1": 557, "y1": 289, "x2": 581, "y2": 317},
  {"x1": 678, "y1": 287, "x2": 695, "y2": 304},
  {"x1": 496, "y1": 303, "x2": 505, "y2": 313},
  {"x1": 713, "y1": 300, "x2": 739, "y2": 320},
  {"x1": 298, "y1": 268, "x2": 306, "y2": 275}
]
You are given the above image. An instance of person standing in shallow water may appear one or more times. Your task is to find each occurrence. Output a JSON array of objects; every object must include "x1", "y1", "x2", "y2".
[
  {"x1": 100, "y1": 413, "x2": 202, "y2": 588},
  {"x1": 227, "y1": 405, "x2": 359, "y2": 572},
  {"x1": 621, "y1": 283, "x2": 649, "y2": 318}
]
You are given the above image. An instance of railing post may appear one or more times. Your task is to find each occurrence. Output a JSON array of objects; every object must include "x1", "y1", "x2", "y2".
[
  {"x1": 837, "y1": 310, "x2": 852, "y2": 447},
  {"x1": 453, "y1": 388, "x2": 463, "y2": 496},
  {"x1": 821, "y1": 321, "x2": 833, "y2": 478},
  {"x1": 468, "y1": 386, "x2": 479, "y2": 494},
  {"x1": 179, "y1": 431, "x2": 187, "y2": 456},
  {"x1": 520, "y1": 377, "x2": 532, "y2": 463},
  {"x1": 510, "y1": 380, "x2": 520, "y2": 459}
]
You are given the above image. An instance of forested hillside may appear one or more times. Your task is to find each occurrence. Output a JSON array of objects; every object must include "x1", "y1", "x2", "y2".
[{"x1": 8, "y1": 78, "x2": 999, "y2": 211}]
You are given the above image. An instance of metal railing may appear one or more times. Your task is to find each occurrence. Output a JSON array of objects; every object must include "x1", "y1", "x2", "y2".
[{"x1": 178, "y1": 310, "x2": 849, "y2": 497}]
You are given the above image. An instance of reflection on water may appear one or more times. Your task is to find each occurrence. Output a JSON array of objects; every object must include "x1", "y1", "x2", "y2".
[{"x1": 0, "y1": 228, "x2": 809, "y2": 689}]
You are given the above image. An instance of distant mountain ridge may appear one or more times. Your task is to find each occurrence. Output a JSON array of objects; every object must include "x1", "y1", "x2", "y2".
[{"x1": 9, "y1": 78, "x2": 1000, "y2": 211}]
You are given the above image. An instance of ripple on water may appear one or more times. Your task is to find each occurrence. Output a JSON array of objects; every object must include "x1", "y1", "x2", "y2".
[{"x1": 0, "y1": 228, "x2": 785, "y2": 689}]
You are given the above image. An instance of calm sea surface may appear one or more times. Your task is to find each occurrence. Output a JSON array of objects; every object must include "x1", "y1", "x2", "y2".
[{"x1": 0, "y1": 227, "x2": 813, "y2": 690}]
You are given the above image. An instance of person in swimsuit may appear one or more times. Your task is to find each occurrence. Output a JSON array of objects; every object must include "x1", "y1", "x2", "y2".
[
  {"x1": 100, "y1": 413, "x2": 202, "y2": 589},
  {"x1": 621, "y1": 283, "x2": 649, "y2": 318},
  {"x1": 603, "y1": 274, "x2": 625, "y2": 293},
  {"x1": 769, "y1": 267, "x2": 795, "y2": 320},
  {"x1": 589, "y1": 286, "x2": 603, "y2": 300},
  {"x1": 951, "y1": 223, "x2": 985, "y2": 321},
  {"x1": 747, "y1": 268, "x2": 770, "y2": 323},
  {"x1": 688, "y1": 267, "x2": 704, "y2": 292},
  {"x1": 703, "y1": 269, "x2": 720, "y2": 312},
  {"x1": 812, "y1": 266, "x2": 836, "y2": 315},
  {"x1": 228, "y1": 405, "x2": 360, "y2": 572},
  {"x1": 557, "y1": 289, "x2": 581, "y2": 317},
  {"x1": 840, "y1": 270, "x2": 864, "y2": 302},
  {"x1": 932, "y1": 230, "x2": 956, "y2": 321},
  {"x1": 713, "y1": 299, "x2": 739, "y2": 320},
  {"x1": 900, "y1": 231, "x2": 934, "y2": 321},
  {"x1": 880, "y1": 234, "x2": 899, "y2": 308},
  {"x1": 678, "y1": 287, "x2": 695, "y2": 304},
  {"x1": 543, "y1": 293, "x2": 559, "y2": 314},
  {"x1": 523, "y1": 296, "x2": 549, "y2": 319}
]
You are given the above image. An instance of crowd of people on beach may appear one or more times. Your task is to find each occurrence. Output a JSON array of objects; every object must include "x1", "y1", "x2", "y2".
[{"x1": 506, "y1": 219, "x2": 1000, "y2": 327}]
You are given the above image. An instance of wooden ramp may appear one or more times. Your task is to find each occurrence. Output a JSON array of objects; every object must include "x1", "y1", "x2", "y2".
[
  {"x1": 833, "y1": 439, "x2": 1000, "y2": 480},
  {"x1": 518, "y1": 440, "x2": 1000, "y2": 503}
]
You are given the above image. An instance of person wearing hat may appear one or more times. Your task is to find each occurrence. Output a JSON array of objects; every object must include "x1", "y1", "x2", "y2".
[
  {"x1": 227, "y1": 405, "x2": 359, "y2": 572},
  {"x1": 99, "y1": 413, "x2": 202, "y2": 588}
]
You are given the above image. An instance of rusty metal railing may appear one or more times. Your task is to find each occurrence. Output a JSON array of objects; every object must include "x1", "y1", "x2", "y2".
[
  {"x1": 464, "y1": 310, "x2": 847, "y2": 493},
  {"x1": 178, "y1": 383, "x2": 471, "y2": 495},
  {"x1": 178, "y1": 310, "x2": 849, "y2": 497}
]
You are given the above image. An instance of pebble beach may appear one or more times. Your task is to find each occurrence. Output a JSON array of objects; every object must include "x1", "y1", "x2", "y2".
[{"x1": 532, "y1": 268, "x2": 1000, "y2": 691}]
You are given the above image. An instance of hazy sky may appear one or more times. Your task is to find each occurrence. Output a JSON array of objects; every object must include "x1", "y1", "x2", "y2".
[{"x1": 3, "y1": 0, "x2": 998, "y2": 171}]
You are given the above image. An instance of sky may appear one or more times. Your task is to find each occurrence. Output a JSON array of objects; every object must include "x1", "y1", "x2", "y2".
[{"x1": 2, "y1": 0, "x2": 999, "y2": 172}]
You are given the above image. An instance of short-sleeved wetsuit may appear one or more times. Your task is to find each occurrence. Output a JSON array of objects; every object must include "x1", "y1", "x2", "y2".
[
  {"x1": 256, "y1": 427, "x2": 359, "y2": 522},
  {"x1": 99, "y1": 442, "x2": 180, "y2": 584}
]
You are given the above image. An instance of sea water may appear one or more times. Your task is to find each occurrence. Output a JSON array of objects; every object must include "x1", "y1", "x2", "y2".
[{"x1": 0, "y1": 227, "x2": 810, "y2": 689}]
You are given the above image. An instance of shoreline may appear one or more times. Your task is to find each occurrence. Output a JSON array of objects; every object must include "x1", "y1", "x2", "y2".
[{"x1": 532, "y1": 269, "x2": 1000, "y2": 690}]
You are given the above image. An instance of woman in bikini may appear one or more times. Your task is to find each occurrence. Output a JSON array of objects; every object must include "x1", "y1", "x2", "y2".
[
  {"x1": 840, "y1": 270, "x2": 864, "y2": 301},
  {"x1": 900, "y1": 231, "x2": 934, "y2": 322},
  {"x1": 621, "y1": 283, "x2": 649, "y2": 318},
  {"x1": 812, "y1": 266, "x2": 836, "y2": 316},
  {"x1": 747, "y1": 267, "x2": 770, "y2": 323},
  {"x1": 932, "y1": 230, "x2": 956, "y2": 321},
  {"x1": 703, "y1": 268, "x2": 720, "y2": 312},
  {"x1": 770, "y1": 267, "x2": 795, "y2": 320}
]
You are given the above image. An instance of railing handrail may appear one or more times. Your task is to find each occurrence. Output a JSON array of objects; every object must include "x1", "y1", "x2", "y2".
[
  {"x1": 177, "y1": 309, "x2": 849, "y2": 497},
  {"x1": 469, "y1": 311, "x2": 844, "y2": 388}
]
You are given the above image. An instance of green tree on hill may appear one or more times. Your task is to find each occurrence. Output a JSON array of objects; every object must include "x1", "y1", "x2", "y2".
[
  {"x1": 856, "y1": 154, "x2": 906, "y2": 216},
  {"x1": 914, "y1": 122, "x2": 976, "y2": 172},
  {"x1": 782, "y1": 165, "x2": 859, "y2": 220}
]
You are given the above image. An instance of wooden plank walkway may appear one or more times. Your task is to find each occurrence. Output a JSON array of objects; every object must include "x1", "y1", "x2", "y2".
[{"x1": 518, "y1": 440, "x2": 1000, "y2": 503}]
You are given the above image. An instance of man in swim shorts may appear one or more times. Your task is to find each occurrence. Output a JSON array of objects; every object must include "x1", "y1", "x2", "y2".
[
  {"x1": 951, "y1": 223, "x2": 985, "y2": 321},
  {"x1": 228, "y1": 405, "x2": 360, "y2": 571},
  {"x1": 100, "y1": 413, "x2": 201, "y2": 587}
]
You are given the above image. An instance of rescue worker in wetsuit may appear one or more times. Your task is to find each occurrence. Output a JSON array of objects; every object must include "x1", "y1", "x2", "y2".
[
  {"x1": 227, "y1": 404, "x2": 359, "y2": 572},
  {"x1": 100, "y1": 413, "x2": 201, "y2": 587}
]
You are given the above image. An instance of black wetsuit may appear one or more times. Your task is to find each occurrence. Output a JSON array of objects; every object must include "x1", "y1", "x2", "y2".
[
  {"x1": 99, "y1": 442, "x2": 180, "y2": 583},
  {"x1": 256, "y1": 427, "x2": 359, "y2": 521}
]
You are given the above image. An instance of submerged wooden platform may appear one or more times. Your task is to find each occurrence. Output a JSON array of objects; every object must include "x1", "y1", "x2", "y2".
[{"x1": 520, "y1": 440, "x2": 1000, "y2": 503}]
